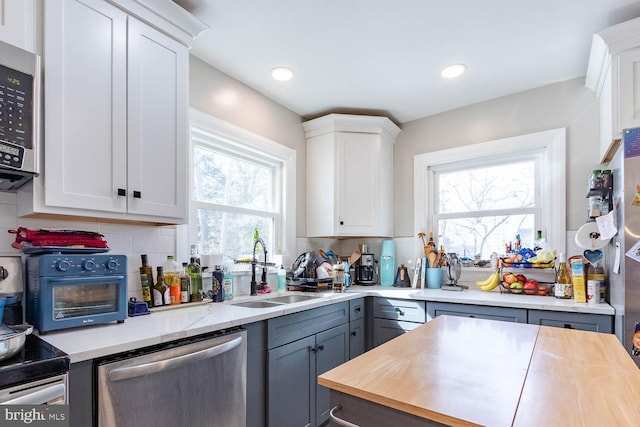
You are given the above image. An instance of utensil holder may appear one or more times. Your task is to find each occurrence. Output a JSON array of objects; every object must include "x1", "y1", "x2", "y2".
[{"x1": 426, "y1": 267, "x2": 443, "y2": 289}]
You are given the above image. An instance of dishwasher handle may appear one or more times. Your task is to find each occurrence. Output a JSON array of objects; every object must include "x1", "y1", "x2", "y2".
[
  {"x1": 108, "y1": 335, "x2": 243, "y2": 382},
  {"x1": 2, "y1": 383, "x2": 66, "y2": 405}
]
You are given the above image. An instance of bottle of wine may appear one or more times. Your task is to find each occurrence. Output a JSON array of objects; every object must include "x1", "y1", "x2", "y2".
[
  {"x1": 180, "y1": 262, "x2": 191, "y2": 304},
  {"x1": 188, "y1": 257, "x2": 203, "y2": 302},
  {"x1": 554, "y1": 252, "x2": 572, "y2": 299},
  {"x1": 153, "y1": 266, "x2": 170, "y2": 306},
  {"x1": 139, "y1": 254, "x2": 154, "y2": 308}
]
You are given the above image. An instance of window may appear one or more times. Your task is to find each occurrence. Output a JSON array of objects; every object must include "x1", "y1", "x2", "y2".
[
  {"x1": 189, "y1": 109, "x2": 296, "y2": 259},
  {"x1": 414, "y1": 128, "x2": 566, "y2": 258}
]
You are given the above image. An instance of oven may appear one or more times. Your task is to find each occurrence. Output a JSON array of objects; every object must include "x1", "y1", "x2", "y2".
[
  {"x1": 0, "y1": 39, "x2": 40, "y2": 191},
  {"x1": 26, "y1": 254, "x2": 128, "y2": 334}
]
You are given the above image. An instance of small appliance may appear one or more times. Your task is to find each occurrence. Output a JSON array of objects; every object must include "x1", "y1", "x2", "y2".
[
  {"x1": 442, "y1": 253, "x2": 468, "y2": 291},
  {"x1": 355, "y1": 253, "x2": 377, "y2": 285},
  {"x1": 26, "y1": 253, "x2": 127, "y2": 333},
  {"x1": 0, "y1": 40, "x2": 40, "y2": 191}
]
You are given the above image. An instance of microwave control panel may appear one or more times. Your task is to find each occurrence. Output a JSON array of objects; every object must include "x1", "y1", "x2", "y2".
[{"x1": 0, "y1": 64, "x2": 33, "y2": 171}]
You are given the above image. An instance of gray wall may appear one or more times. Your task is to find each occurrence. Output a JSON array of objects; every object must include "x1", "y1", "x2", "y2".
[
  {"x1": 189, "y1": 56, "x2": 307, "y2": 237},
  {"x1": 393, "y1": 76, "x2": 600, "y2": 237}
]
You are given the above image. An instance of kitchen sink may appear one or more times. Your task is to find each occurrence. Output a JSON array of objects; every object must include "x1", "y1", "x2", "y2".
[
  {"x1": 265, "y1": 295, "x2": 320, "y2": 304},
  {"x1": 231, "y1": 294, "x2": 322, "y2": 308},
  {"x1": 231, "y1": 300, "x2": 284, "y2": 309}
]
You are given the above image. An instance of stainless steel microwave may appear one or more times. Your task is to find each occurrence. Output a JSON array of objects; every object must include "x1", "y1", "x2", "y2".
[
  {"x1": 26, "y1": 254, "x2": 128, "y2": 334},
  {"x1": 0, "y1": 40, "x2": 40, "y2": 191}
]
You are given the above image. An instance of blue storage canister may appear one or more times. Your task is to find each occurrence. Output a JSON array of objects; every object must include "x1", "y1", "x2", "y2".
[{"x1": 380, "y1": 240, "x2": 395, "y2": 286}]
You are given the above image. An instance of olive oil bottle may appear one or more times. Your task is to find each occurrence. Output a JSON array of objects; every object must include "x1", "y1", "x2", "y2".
[
  {"x1": 139, "y1": 254, "x2": 154, "y2": 308},
  {"x1": 153, "y1": 266, "x2": 171, "y2": 306}
]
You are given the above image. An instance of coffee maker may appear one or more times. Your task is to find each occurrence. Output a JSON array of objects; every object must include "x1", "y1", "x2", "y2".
[{"x1": 355, "y1": 253, "x2": 377, "y2": 285}]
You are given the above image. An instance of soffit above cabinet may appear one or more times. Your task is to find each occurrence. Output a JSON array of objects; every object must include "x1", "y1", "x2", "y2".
[{"x1": 302, "y1": 114, "x2": 401, "y2": 141}]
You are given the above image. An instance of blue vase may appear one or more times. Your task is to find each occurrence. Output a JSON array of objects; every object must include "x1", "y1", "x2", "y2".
[{"x1": 380, "y1": 240, "x2": 395, "y2": 286}]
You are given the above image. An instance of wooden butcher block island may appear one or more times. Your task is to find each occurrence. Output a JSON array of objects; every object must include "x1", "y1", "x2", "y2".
[{"x1": 318, "y1": 316, "x2": 640, "y2": 426}]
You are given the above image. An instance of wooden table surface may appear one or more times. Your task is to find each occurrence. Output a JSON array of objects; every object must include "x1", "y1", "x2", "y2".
[{"x1": 318, "y1": 316, "x2": 640, "y2": 426}]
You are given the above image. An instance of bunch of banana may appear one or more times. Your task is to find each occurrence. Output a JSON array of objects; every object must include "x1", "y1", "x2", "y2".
[{"x1": 475, "y1": 268, "x2": 500, "y2": 291}]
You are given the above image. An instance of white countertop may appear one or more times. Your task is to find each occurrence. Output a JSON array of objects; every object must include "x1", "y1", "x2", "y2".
[{"x1": 38, "y1": 286, "x2": 615, "y2": 363}]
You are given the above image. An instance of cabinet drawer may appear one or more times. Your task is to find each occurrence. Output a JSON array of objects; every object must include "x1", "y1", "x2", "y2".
[
  {"x1": 427, "y1": 302, "x2": 526, "y2": 323},
  {"x1": 373, "y1": 298, "x2": 426, "y2": 323},
  {"x1": 528, "y1": 310, "x2": 613, "y2": 333},
  {"x1": 373, "y1": 318, "x2": 422, "y2": 347},
  {"x1": 268, "y1": 302, "x2": 349, "y2": 349},
  {"x1": 349, "y1": 298, "x2": 365, "y2": 321}
]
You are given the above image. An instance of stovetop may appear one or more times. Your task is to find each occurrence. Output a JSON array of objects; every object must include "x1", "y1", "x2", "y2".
[{"x1": 0, "y1": 334, "x2": 69, "y2": 389}]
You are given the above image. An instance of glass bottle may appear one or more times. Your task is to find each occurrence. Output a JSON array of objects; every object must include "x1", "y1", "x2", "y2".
[
  {"x1": 153, "y1": 266, "x2": 170, "y2": 306},
  {"x1": 188, "y1": 257, "x2": 203, "y2": 302},
  {"x1": 212, "y1": 265, "x2": 225, "y2": 302},
  {"x1": 554, "y1": 252, "x2": 572, "y2": 299},
  {"x1": 139, "y1": 254, "x2": 154, "y2": 308},
  {"x1": 163, "y1": 255, "x2": 181, "y2": 305},
  {"x1": 180, "y1": 262, "x2": 191, "y2": 303}
]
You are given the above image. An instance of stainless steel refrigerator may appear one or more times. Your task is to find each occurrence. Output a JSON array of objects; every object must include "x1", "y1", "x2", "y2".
[{"x1": 607, "y1": 127, "x2": 640, "y2": 367}]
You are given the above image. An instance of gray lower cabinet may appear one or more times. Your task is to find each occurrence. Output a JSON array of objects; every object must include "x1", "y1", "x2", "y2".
[
  {"x1": 372, "y1": 298, "x2": 426, "y2": 347},
  {"x1": 349, "y1": 298, "x2": 366, "y2": 359},
  {"x1": 528, "y1": 309, "x2": 613, "y2": 333},
  {"x1": 267, "y1": 302, "x2": 349, "y2": 427},
  {"x1": 426, "y1": 302, "x2": 527, "y2": 323}
]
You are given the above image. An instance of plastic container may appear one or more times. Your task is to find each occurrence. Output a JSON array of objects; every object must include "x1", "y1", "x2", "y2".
[
  {"x1": 163, "y1": 255, "x2": 181, "y2": 304},
  {"x1": 277, "y1": 265, "x2": 287, "y2": 291},
  {"x1": 380, "y1": 239, "x2": 395, "y2": 286}
]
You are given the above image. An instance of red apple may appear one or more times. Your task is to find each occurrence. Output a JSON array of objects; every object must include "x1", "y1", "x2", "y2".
[
  {"x1": 502, "y1": 272, "x2": 511, "y2": 282},
  {"x1": 537, "y1": 284, "x2": 550, "y2": 296},
  {"x1": 516, "y1": 274, "x2": 527, "y2": 283},
  {"x1": 504, "y1": 274, "x2": 518, "y2": 285},
  {"x1": 523, "y1": 280, "x2": 538, "y2": 295},
  {"x1": 510, "y1": 281, "x2": 524, "y2": 293}
]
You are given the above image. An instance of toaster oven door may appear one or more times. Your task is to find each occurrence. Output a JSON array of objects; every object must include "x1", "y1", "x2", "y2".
[{"x1": 30, "y1": 275, "x2": 127, "y2": 332}]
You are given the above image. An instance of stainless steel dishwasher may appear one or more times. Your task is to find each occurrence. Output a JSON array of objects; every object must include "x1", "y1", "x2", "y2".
[{"x1": 96, "y1": 327, "x2": 246, "y2": 427}]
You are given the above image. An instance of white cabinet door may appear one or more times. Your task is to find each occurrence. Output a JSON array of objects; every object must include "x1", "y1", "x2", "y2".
[
  {"x1": 0, "y1": 0, "x2": 36, "y2": 52},
  {"x1": 617, "y1": 47, "x2": 640, "y2": 135},
  {"x1": 337, "y1": 132, "x2": 379, "y2": 235},
  {"x1": 44, "y1": 0, "x2": 128, "y2": 213},
  {"x1": 127, "y1": 18, "x2": 188, "y2": 219}
]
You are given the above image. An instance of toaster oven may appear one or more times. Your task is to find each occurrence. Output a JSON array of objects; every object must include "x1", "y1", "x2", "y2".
[{"x1": 26, "y1": 254, "x2": 127, "y2": 334}]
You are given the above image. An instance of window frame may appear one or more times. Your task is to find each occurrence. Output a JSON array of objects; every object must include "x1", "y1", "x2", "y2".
[
  {"x1": 186, "y1": 108, "x2": 296, "y2": 257},
  {"x1": 414, "y1": 128, "x2": 566, "y2": 257}
]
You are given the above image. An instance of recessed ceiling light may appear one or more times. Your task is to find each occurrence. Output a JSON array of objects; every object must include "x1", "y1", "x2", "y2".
[
  {"x1": 271, "y1": 66, "x2": 294, "y2": 82},
  {"x1": 441, "y1": 64, "x2": 466, "y2": 79}
]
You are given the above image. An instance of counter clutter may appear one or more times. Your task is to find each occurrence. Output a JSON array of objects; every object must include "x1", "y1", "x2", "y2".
[{"x1": 36, "y1": 286, "x2": 615, "y2": 363}]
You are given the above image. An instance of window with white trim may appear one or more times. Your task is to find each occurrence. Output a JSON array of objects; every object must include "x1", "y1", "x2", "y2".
[
  {"x1": 414, "y1": 128, "x2": 566, "y2": 259},
  {"x1": 189, "y1": 109, "x2": 296, "y2": 259}
]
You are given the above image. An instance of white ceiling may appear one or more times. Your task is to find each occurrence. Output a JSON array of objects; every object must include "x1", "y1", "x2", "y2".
[{"x1": 175, "y1": 0, "x2": 640, "y2": 124}]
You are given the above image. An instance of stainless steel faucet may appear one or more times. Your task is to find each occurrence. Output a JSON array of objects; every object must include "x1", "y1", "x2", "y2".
[{"x1": 251, "y1": 238, "x2": 268, "y2": 295}]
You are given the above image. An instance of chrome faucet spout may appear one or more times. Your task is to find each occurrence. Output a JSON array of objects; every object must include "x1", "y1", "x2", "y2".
[{"x1": 251, "y1": 238, "x2": 268, "y2": 295}]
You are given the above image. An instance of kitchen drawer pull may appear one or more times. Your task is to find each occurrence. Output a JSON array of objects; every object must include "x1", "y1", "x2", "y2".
[
  {"x1": 351, "y1": 331, "x2": 357, "y2": 336},
  {"x1": 329, "y1": 405, "x2": 360, "y2": 427},
  {"x1": 317, "y1": 344, "x2": 324, "y2": 351},
  {"x1": 108, "y1": 336, "x2": 242, "y2": 382},
  {"x1": 117, "y1": 188, "x2": 126, "y2": 196},
  {"x1": 355, "y1": 306, "x2": 361, "y2": 312},
  {"x1": 395, "y1": 307, "x2": 405, "y2": 316},
  {"x1": 2, "y1": 383, "x2": 66, "y2": 405},
  {"x1": 133, "y1": 190, "x2": 142, "y2": 199}
]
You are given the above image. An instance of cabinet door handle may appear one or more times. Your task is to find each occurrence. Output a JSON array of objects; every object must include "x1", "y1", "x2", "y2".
[
  {"x1": 317, "y1": 344, "x2": 324, "y2": 352},
  {"x1": 133, "y1": 191, "x2": 142, "y2": 199},
  {"x1": 117, "y1": 188, "x2": 126, "y2": 197},
  {"x1": 563, "y1": 324, "x2": 573, "y2": 329},
  {"x1": 395, "y1": 307, "x2": 405, "y2": 316},
  {"x1": 329, "y1": 405, "x2": 360, "y2": 427},
  {"x1": 339, "y1": 220, "x2": 344, "y2": 225},
  {"x1": 355, "y1": 306, "x2": 361, "y2": 312},
  {"x1": 351, "y1": 331, "x2": 357, "y2": 336}
]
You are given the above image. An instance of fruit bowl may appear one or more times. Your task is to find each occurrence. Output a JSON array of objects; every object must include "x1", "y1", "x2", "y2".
[{"x1": 499, "y1": 281, "x2": 552, "y2": 296}]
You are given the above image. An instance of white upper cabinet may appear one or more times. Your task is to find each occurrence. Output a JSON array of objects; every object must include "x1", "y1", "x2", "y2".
[
  {"x1": 586, "y1": 17, "x2": 640, "y2": 164},
  {"x1": 17, "y1": 0, "x2": 206, "y2": 224},
  {"x1": 0, "y1": 0, "x2": 37, "y2": 52},
  {"x1": 303, "y1": 114, "x2": 400, "y2": 238}
]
